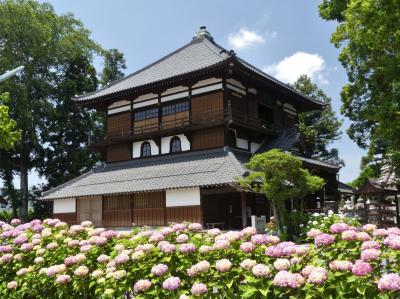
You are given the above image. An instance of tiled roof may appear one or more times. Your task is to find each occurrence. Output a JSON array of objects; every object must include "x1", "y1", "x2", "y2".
[
  {"x1": 75, "y1": 29, "x2": 323, "y2": 108},
  {"x1": 256, "y1": 127, "x2": 299, "y2": 154},
  {"x1": 75, "y1": 37, "x2": 230, "y2": 103},
  {"x1": 41, "y1": 147, "x2": 247, "y2": 200}
]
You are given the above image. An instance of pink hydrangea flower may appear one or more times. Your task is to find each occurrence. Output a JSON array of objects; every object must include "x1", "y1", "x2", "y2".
[
  {"x1": 251, "y1": 234, "x2": 269, "y2": 245},
  {"x1": 151, "y1": 264, "x2": 168, "y2": 276},
  {"x1": 274, "y1": 259, "x2": 291, "y2": 271},
  {"x1": 361, "y1": 241, "x2": 380, "y2": 250},
  {"x1": 114, "y1": 253, "x2": 130, "y2": 265},
  {"x1": 341, "y1": 230, "x2": 358, "y2": 241},
  {"x1": 240, "y1": 259, "x2": 257, "y2": 270},
  {"x1": 273, "y1": 271, "x2": 305, "y2": 288},
  {"x1": 56, "y1": 274, "x2": 71, "y2": 285},
  {"x1": 0, "y1": 245, "x2": 12, "y2": 253},
  {"x1": 199, "y1": 245, "x2": 213, "y2": 254},
  {"x1": 1, "y1": 254, "x2": 13, "y2": 263},
  {"x1": 388, "y1": 227, "x2": 400, "y2": 236},
  {"x1": 10, "y1": 219, "x2": 21, "y2": 226},
  {"x1": 215, "y1": 259, "x2": 232, "y2": 272},
  {"x1": 267, "y1": 235, "x2": 280, "y2": 244},
  {"x1": 265, "y1": 245, "x2": 283, "y2": 258},
  {"x1": 314, "y1": 233, "x2": 335, "y2": 247},
  {"x1": 112, "y1": 270, "x2": 127, "y2": 280},
  {"x1": 207, "y1": 228, "x2": 221, "y2": 237},
  {"x1": 64, "y1": 256, "x2": 78, "y2": 267},
  {"x1": 362, "y1": 224, "x2": 377, "y2": 233},
  {"x1": 7, "y1": 281, "x2": 17, "y2": 289},
  {"x1": 74, "y1": 265, "x2": 89, "y2": 277},
  {"x1": 160, "y1": 243, "x2": 176, "y2": 254},
  {"x1": 352, "y1": 260, "x2": 372, "y2": 276},
  {"x1": 97, "y1": 254, "x2": 110, "y2": 264},
  {"x1": 188, "y1": 223, "x2": 202, "y2": 231},
  {"x1": 13, "y1": 235, "x2": 28, "y2": 245},
  {"x1": 240, "y1": 242, "x2": 256, "y2": 253},
  {"x1": 191, "y1": 283, "x2": 208, "y2": 296},
  {"x1": 378, "y1": 273, "x2": 400, "y2": 291},
  {"x1": 172, "y1": 223, "x2": 187, "y2": 232},
  {"x1": 252, "y1": 263, "x2": 271, "y2": 277},
  {"x1": 307, "y1": 228, "x2": 323, "y2": 238},
  {"x1": 357, "y1": 232, "x2": 371, "y2": 241},
  {"x1": 361, "y1": 248, "x2": 381, "y2": 261},
  {"x1": 149, "y1": 232, "x2": 165, "y2": 243},
  {"x1": 162, "y1": 276, "x2": 181, "y2": 291},
  {"x1": 134, "y1": 279, "x2": 152, "y2": 293},
  {"x1": 384, "y1": 235, "x2": 400, "y2": 249},
  {"x1": 176, "y1": 234, "x2": 189, "y2": 244},
  {"x1": 373, "y1": 229, "x2": 389, "y2": 238},
  {"x1": 307, "y1": 267, "x2": 327, "y2": 285},
  {"x1": 330, "y1": 223, "x2": 349, "y2": 234},
  {"x1": 194, "y1": 260, "x2": 210, "y2": 273},
  {"x1": 241, "y1": 226, "x2": 257, "y2": 236},
  {"x1": 329, "y1": 260, "x2": 353, "y2": 271},
  {"x1": 213, "y1": 239, "x2": 230, "y2": 250},
  {"x1": 179, "y1": 243, "x2": 196, "y2": 253}
]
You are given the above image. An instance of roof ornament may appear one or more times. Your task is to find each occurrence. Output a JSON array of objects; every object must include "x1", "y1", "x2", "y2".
[{"x1": 193, "y1": 26, "x2": 213, "y2": 41}]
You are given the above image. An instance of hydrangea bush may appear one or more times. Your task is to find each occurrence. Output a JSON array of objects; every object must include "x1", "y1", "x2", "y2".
[{"x1": 0, "y1": 218, "x2": 400, "y2": 298}]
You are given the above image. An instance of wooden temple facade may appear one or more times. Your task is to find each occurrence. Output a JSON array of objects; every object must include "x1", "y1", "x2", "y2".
[{"x1": 42, "y1": 26, "x2": 341, "y2": 228}]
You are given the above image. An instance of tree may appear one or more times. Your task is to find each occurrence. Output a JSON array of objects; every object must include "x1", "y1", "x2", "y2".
[
  {"x1": 293, "y1": 75, "x2": 343, "y2": 164},
  {"x1": 318, "y1": 0, "x2": 400, "y2": 174},
  {"x1": 100, "y1": 48, "x2": 126, "y2": 86},
  {"x1": 0, "y1": 0, "x2": 102, "y2": 221},
  {"x1": 238, "y1": 149, "x2": 324, "y2": 237},
  {"x1": 0, "y1": 93, "x2": 20, "y2": 150}
]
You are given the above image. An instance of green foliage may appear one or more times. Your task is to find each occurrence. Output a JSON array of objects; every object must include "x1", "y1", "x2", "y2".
[
  {"x1": 0, "y1": 93, "x2": 20, "y2": 150},
  {"x1": 293, "y1": 75, "x2": 343, "y2": 164},
  {"x1": 297, "y1": 212, "x2": 360, "y2": 242},
  {"x1": 239, "y1": 149, "x2": 324, "y2": 237},
  {"x1": 100, "y1": 48, "x2": 126, "y2": 86},
  {"x1": 348, "y1": 164, "x2": 380, "y2": 189},
  {"x1": 318, "y1": 0, "x2": 400, "y2": 175},
  {"x1": 0, "y1": 0, "x2": 105, "y2": 218}
]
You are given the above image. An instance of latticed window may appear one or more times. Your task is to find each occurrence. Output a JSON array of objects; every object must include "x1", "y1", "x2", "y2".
[
  {"x1": 141, "y1": 141, "x2": 152, "y2": 157},
  {"x1": 170, "y1": 136, "x2": 182, "y2": 153}
]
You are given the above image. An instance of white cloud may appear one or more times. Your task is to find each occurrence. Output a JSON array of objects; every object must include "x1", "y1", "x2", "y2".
[
  {"x1": 228, "y1": 27, "x2": 265, "y2": 50},
  {"x1": 263, "y1": 51, "x2": 327, "y2": 84}
]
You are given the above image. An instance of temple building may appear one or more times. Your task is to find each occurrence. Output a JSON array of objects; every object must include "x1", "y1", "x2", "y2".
[{"x1": 42, "y1": 27, "x2": 340, "y2": 228}]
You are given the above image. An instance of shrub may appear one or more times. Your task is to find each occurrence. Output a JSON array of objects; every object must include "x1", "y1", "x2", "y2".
[{"x1": 0, "y1": 218, "x2": 399, "y2": 298}]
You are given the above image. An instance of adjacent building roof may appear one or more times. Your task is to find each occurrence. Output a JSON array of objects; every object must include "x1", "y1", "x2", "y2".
[
  {"x1": 41, "y1": 147, "x2": 247, "y2": 200},
  {"x1": 75, "y1": 27, "x2": 323, "y2": 109},
  {"x1": 338, "y1": 181, "x2": 355, "y2": 194}
]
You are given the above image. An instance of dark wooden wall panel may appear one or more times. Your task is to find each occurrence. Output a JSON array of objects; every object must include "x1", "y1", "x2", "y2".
[
  {"x1": 77, "y1": 196, "x2": 103, "y2": 227},
  {"x1": 103, "y1": 194, "x2": 133, "y2": 227},
  {"x1": 166, "y1": 206, "x2": 202, "y2": 224},
  {"x1": 191, "y1": 92, "x2": 223, "y2": 124},
  {"x1": 191, "y1": 127, "x2": 225, "y2": 150},
  {"x1": 106, "y1": 143, "x2": 131, "y2": 163},
  {"x1": 107, "y1": 112, "x2": 131, "y2": 138},
  {"x1": 53, "y1": 213, "x2": 76, "y2": 225}
]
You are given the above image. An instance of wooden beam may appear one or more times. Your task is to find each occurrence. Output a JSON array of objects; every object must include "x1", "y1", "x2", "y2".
[{"x1": 241, "y1": 192, "x2": 247, "y2": 228}]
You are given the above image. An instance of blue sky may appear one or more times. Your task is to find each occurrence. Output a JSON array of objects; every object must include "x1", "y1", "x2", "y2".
[{"x1": 23, "y1": 0, "x2": 365, "y2": 186}]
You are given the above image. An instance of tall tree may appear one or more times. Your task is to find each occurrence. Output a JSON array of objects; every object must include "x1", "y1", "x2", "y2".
[
  {"x1": 318, "y1": 0, "x2": 400, "y2": 173},
  {"x1": 36, "y1": 56, "x2": 103, "y2": 189},
  {"x1": 0, "y1": 93, "x2": 20, "y2": 150},
  {"x1": 100, "y1": 48, "x2": 126, "y2": 86},
  {"x1": 0, "y1": 0, "x2": 102, "y2": 221},
  {"x1": 293, "y1": 75, "x2": 342, "y2": 164}
]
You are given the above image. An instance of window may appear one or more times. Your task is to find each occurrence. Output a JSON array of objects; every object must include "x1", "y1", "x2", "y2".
[
  {"x1": 141, "y1": 141, "x2": 152, "y2": 157},
  {"x1": 162, "y1": 101, "x2": 189, "y2": 116},
  {"x1": 170, "y1": 136, "x2": 182, "y2": 153},
  {"x1": 258, "y1": 104, "x2": 274, "y2": 123},
  {"x1": 134, "y1": 108, "x2": 159, "y2": 121}
]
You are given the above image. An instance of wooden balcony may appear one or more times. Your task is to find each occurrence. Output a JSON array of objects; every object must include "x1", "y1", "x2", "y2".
[{"x1": 90, "y1": 107, "x2": 278, "y2": 147}]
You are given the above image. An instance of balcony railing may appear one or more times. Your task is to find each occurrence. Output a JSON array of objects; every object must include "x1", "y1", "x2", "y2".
[{"x1": 92, "y1": 107, "x2": 277, "y2": 145}]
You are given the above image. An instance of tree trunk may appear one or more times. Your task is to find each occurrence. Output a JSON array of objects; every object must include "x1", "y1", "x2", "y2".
[
  {"x1": 272, "y1": 200, "x2": 282, "y2": 235},
  {"x1": 18, "y1": 140, "x2": 29, "y2": 222},
  {"x1": 3, "y1": 168, "x2": 18, "y2": 218}
]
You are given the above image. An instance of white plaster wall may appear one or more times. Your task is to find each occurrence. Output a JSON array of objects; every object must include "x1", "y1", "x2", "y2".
[
  {"x1": 236, "y1": 138, "x2": 249, "y2": 149},
  {"x1": 109, "y1": 100, "x2": 130, "y2": 109},
  {"x1": 132, "y1": 140, "x2": 159, "y2": 158},
  {"x1": 161, "y1": 134, "x2": 190, "y2": 154},
  {"x1": 166, "y1": 187, "x2": 200, "y2": 207},
  {"x1": 53, "y1": 198, "x2": 76, "y2": 213},
  {"x1": 250, "y1": 142, "x2": 261, "y2": 153}
]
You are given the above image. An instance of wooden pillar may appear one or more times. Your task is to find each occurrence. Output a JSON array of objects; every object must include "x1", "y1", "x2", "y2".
[
  {"x1": 241, "y1": 192, "x2": 247, "y2": 228},
  {"x1": 378, "y1": 193, "x2": 383, "y2": 227}
]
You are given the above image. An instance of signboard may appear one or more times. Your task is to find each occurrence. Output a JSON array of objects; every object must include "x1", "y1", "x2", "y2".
[{"x1": 251, "y1": 215, "x2": 266, "y2": 234}]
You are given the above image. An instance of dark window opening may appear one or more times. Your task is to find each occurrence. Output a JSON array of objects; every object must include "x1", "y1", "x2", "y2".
[
  {"x1": 134, "y1": 107, "x2": 159, "y2": 121},
  {"x1": 141, "y1": 141, "x2": 152, "y2": 157},
  {"x1": 258, "y1": 105, "x2": 274, "y2": 123},
  {"x1": 162, "y1": 101, "x2": 189, "y2": 116},
  {"x1": 170, "y1": 136, "x2": 182, "y2": 153}
]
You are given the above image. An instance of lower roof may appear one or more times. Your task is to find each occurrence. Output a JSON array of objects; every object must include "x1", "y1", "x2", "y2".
[{"x1": 41, "y1": 147, "x2": 247, "y2": 200}]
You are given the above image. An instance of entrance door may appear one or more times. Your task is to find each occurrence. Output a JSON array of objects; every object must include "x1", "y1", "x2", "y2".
[{"x1": 77, "y1": 196, "x2": 103, "y2": 227}]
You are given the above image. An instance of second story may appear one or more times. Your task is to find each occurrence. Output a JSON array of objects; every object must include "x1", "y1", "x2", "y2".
[{"x1": 76, "y1": 27, "x2": 323, "y2": 163}]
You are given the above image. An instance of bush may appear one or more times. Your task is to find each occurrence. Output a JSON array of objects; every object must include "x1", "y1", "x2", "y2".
[{"x1": 0, "y1": 218, "x2": 399, "y2": 298}]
